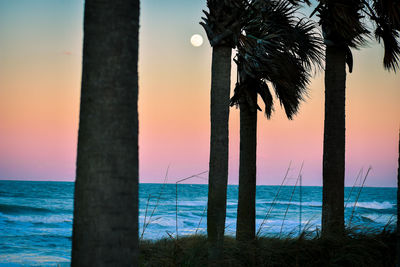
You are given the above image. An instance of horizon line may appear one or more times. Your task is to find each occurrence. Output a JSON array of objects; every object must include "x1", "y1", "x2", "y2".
[{"x1": 0, "y1": 179, "x2": 396, "y2": 188}]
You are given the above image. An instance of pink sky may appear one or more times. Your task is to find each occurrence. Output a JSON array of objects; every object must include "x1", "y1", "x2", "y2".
[{"x1": 0, "y1": 1, "x2": 399, "y2": 186}]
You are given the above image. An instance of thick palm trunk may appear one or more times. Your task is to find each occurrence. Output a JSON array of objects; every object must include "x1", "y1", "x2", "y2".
[
  {"x1": 322, "y1": 45, "x2": 346, "y2": 237},
  {"x1": 207, "y1": 45, "x2": 231, "y2": 262},
  {"x1": 71, "y1": 1, "x2": 139, "y2": 266},
  {"x1": 236, "y1": 91, "x2": 257, "y2": 242}
]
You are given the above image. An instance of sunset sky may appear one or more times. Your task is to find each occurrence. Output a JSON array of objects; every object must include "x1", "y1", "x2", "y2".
[{"x1": 0, "y1": 0, "x2": 399, "y2": 187}]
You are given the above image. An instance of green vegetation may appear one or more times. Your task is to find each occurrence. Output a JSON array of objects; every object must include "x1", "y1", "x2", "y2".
[{"x1": 139, "y1": 230, "x2": 395, "y2": 266}]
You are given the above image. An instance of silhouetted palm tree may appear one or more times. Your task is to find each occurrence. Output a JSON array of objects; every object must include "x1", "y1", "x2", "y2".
[
  {"x1": 71, "y1": 0, "x2": 140, "y2": 266},
  {"x1": 200, "y1": 0, "x2": 247, "y2": 262},
  {"x1": 311, "y1": 0, "x2": 400, "y2": 236},
  {"x1": 230, "y1": 0, "x2": 323, "y2": 242}
]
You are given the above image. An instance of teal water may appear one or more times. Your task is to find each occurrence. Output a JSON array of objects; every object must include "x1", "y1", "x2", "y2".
[{"x1": 0, "y1": 180, "x2": 396, "y2": 266}]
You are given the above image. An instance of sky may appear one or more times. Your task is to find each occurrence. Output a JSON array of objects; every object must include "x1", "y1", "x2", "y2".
[{"x1": 0, "y1": 0, "x2": 399, "y2": 187}]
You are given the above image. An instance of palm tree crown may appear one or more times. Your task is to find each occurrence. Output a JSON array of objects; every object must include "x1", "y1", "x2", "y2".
[
  {"x1": 311, "y1": 0, "x2": 400, "y2": 72},
  {"x1": 231, "y1": 0, "x2": 324, "y2": 119},
  {"x1": 312, "y1": 0, "x2": 370, "y2": 73},
  {"x1": 200, "y1": 0, "x2": 248, "y2": 48}
]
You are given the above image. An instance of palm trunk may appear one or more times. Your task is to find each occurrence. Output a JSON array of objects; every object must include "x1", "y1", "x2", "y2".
[
  {"x1": 236, "y1": 90, "x2": 257, "y2": 242},
  {"x1": 322, "y1": 45, "x2": 346, "y2": 237},
  {"x1": 207, "y1": 45, "x2": 232, "y2": 263},
  {"x1": 72, "y1": 1, "x2": 139, "y2": 266}
]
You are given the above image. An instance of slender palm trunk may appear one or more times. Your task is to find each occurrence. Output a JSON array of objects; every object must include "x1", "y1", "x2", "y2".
[
  {"x1": 236, "y1": 90, "x2": 257, "y2": 242},
  {"x1": 207, "y1": 45, "x2": 232, "y2": 262},
  {"x1": 71, "y1": 1, "x2": 139, "y2": 266},
  {"x1": 322, "y1": 45, "x2": 346, "y2": 237}
]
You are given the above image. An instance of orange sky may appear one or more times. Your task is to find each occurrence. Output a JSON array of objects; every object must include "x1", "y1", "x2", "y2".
[{"x1": 0, "y1": 0, "x2": 399, "y2": 186}]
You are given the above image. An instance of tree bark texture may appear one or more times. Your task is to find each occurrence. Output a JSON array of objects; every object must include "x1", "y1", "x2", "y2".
[
  {"x1": 71, "y1": 0, "x2": 139, "y2": 266},
  {"x1": 322, "y1": 45, "x2": 346, "y2": 237},
  {"x1": 236, "y1": 90, "x2": 257, "y2": 242},
  {"x1": 207, "y1": 45, "x2": 232, "y2": 263}
]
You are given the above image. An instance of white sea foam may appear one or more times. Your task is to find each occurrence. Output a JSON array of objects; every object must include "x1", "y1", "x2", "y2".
[
  {"x1": 349, "y1": 201, "x2": 394, "y2": 210},
  {"x1": 360, "y1": 213, "x2": 396, "y2": 225},
  {"x1": 257, "y1": 201, "x2": 323, "y2": 207},
  {"x1": 0, "y1": 254, "x2": 69, "y2": 265},
  {"x1": 3, "y1": 214, "x2": 72, "y2": 224},
  {"x1": 176, "y1": 200, "x2": 207, "y2": 207},
  {"x1": 256, "y1": 200, "x2": 394, "y2": 210}
]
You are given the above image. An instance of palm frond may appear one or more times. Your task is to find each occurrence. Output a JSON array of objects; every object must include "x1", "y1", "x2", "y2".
[
  {"x1": 372, "y1": 0, "x2": 400, "y2": 30},
  {"x1": 256, "y1": 82, "x2": 274, "y2": 118},
  {"x1": 287, "y1": 0, "x2": 311, "y2": 6},
  {"x1": 231, "y1": 0, "x2": 323, "y2": 119},
  {"x1": 345, "y1": 46, "x2": 354, "y2": 73},
  {"x1": 364, "y1": 0, "x2": 400, "y2": 71},
  {"x1": 281, "y1": 19, "x2": 325, "y2": 71},
  {"x1": 318, "y1": 0, "x2": 370, "y2": 49},
  {"x1": 200, "y1": 0, "x2": 249, "y2": 47},
  {"x1": 268, "y1": 51, "x2": 310, "y2": 119},
  {"x1": 375, "y1": 22, "x2": 400, "y2": 71}
]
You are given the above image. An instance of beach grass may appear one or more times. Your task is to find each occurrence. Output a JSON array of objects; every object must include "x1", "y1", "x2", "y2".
[
  {"x1": 139, "y1": 229, "x2": 395, "y2": 266},
  {"x1": 138, "y1": 168, "x2": 396, "y2": 266}
]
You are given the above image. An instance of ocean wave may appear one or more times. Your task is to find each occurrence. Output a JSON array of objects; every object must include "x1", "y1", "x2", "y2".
[
  {"x1": 358, "y1": 213, "x2": 396, "y2": 225},
  {"x1": 257, "y1": 201, "x2": 395, "y2": 210},
  {"x1": 0, "y1": 203, "x2": 53, "y2": 215},
  {"x1": 258, "y1": 201, "x2": 322, "y2": 208},
  {"x1": 32, "y1": 221, "x2": 72, "y2": 227},
  {"x1": 140, "y1": 216, "x2": 177, "y2": 228},
  {"x1": 348, "y1": 201, "x2": 394, "y2": 210},
  {"x1": 0, "y1": 233, "x2": 72, "y2": 240},
  {"x1": 2, "y1": 214, "x2": 72, "y2": 224},
  {"x1": 0, "y1": 254, "x2": 70, "y2": 266},
  {"x1": 175, "y1": 200, "x2": 207, "y2": 207}
]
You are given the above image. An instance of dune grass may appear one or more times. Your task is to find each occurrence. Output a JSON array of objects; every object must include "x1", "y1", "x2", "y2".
[
  {"x1": 139, "y1": 167, "x2": 395, "y2": 266},
  {"x1": 139, "y1": 229, "x2": 396, "y2": 266}
]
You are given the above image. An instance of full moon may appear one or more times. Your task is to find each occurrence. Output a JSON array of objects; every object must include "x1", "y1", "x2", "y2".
[{"x1": 190, "y1": 34, "x2": 203, "y2": 47}]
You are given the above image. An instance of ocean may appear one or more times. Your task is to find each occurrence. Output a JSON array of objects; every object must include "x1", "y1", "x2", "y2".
[{"x1": 0, "y1": 180, "x2": 396, "y2": 266}]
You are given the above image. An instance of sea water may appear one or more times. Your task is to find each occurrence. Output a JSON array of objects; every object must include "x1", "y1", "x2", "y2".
[{"x1": 0, "y1": 180, "x2": 396, "y2": 266}]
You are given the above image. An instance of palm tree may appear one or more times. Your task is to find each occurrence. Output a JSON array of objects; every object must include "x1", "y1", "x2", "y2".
[
  {"x1": 314, "y1": 0, "x2": 369, "y2": 237},
  {"x1": 71, "y1": 0, "x2": 140, "y2": 266},
  {"x1": 310, "y1": 0, "x2": 400, "y2": 236},
  {"x1": 231, "y1": 0, "x2": 323, "y2": 242},
  {"x1": 200, "y1": 0, "x2": 247, "y2": 262}
]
